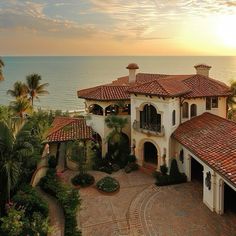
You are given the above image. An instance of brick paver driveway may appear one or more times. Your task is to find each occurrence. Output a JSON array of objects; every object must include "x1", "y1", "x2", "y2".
[{"x1": 61, "y1": 170, "x2": 236, "y2": 236}]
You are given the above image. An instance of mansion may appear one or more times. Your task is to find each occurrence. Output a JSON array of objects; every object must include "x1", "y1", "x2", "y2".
[{"x1": 77, "y1": 63, "x2": 236, "y2": 215}]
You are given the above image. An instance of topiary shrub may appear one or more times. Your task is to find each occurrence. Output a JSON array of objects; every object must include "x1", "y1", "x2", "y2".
[
  {"x1": 160, "y1": 164, "x2": 168, "y2": 175},
  {"x1": 96, "y1": 176, "x2": 120, "y2": 193},
  {"x1": 71, "y1": 173, "x2": 95, "y2": 187},
  {"x1": 169, "y1": 159, "x2": 180, "y2": 177},
  {"x1": 48, "y1": 155, "x2": 57, "y2": 168},
  {"x1": 156, "y1": 159, "x2": 187, "y2": 186}
]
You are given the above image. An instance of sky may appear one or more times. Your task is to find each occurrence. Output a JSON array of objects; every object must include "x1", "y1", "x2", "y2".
[{"x1": 0, "y1": 0, "x2": 236, "y2": 56}]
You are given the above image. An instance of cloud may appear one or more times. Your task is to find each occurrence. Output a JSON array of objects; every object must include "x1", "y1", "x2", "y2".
[{"x1": 0, "y1": 1, "x2": 104, "y2": 38}]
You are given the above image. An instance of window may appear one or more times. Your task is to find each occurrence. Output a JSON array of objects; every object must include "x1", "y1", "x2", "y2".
[
  {"x1": 179, "y1": 149, "x2": 184, "y2": 163},
  {"x1": 211, "y1": 97, "x2": 218, "y2": 108},
  {"x1": 190, "y1": 104, "x2": 197, "y2": 118},
  {"x1": 172, "y1": 110, "x2": 176, "y2": 126},
  {"x1": 140, "y1": 104, "x2": 161, "y2": 132},
  {"x1": 206, "y1": 97, "x2": 218, "y2": 110},
  {"x1": 206, "y1": 97, "x2": 211, "y2": 110},
  {"x1": 182, "y1": 102, "x2": 189, "y2": 118}
]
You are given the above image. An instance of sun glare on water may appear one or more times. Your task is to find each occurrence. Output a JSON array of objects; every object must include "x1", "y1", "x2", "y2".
[{"x1": 216, "y1": 15, "x2": 236, "y2": 48}]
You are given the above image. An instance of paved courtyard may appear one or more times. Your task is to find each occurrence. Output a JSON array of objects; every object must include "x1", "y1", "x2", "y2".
[{"x1": 61, "y1": 170, "x2": 236, "y2": 236}]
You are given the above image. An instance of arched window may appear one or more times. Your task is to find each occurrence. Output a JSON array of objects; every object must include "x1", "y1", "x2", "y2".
[
  {"x1": 105, "y1": 104, "x2": 119, "y2": 116},
  {"x1": 140, "y1": 104, "x2": 161, "y2": 132},
  {"x1": 190, "y1": 104, "x2": 197, "y2": 118},
  {"x1": 89, "y1": 104, "x2": 103, "y2": 115},
  {"x1": 172, "y1": 110, "x2": 176, "y2": 126},
  {"x1": 182, "y1": 102, "x2": 189, "y2": 118}
]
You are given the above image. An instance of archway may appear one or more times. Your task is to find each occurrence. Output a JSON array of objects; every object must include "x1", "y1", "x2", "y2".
[{"x1": 143, "y1": 142, "x2": 158, "y2": 166}]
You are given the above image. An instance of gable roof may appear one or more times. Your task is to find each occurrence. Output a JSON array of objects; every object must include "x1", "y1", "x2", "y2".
[
  {"x1": 172, "y1": 113, "x2": 236, "y2": 187},
  {"x1": 46, "y1": 117, "x2": 93, "y2": 143}
]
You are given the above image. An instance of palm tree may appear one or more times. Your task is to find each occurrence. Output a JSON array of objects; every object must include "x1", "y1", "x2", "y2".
[
  {"x1": 7, "y1": 81, "x2": 28, "y2": 98},
  {"x1": 0, "y1": 58, "x2": 4, "y2": 81},
  {"x1": 105, "y1": 115, "x2": 128, "y2": 143},
  {"x1": 10, "y1": 97, "x2": 32, "y2": 120},
  {"x1": 227, "y1": 80, "x2": 236, "y2": 120},
  {"x1": 0, "y1": 121, "x2": 33, "y2": 212},
  {"x1": 26, "y1": 74, "x2": 49, "y2": 107}
]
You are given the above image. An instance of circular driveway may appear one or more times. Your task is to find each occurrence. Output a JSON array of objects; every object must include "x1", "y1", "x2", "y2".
[
  {"x1": 131, "y1": 182, "x2": 236, "y2": 236},
  {"x1": 61, "y1": 170, "x2": 236, "y2": 236}
]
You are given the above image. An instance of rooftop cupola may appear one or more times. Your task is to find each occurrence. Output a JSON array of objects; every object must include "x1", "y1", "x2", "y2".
[
  {"x1": 194, "y1": 64, "x2": 211, "y2": 77},
  {"x1": 126, "y1": 63, "x2": 139, "y2": 83}
]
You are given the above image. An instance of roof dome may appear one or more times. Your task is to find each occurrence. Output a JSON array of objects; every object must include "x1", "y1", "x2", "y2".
[{"x1": 126, "y1": 63, "x2": 139, "y2": 70}]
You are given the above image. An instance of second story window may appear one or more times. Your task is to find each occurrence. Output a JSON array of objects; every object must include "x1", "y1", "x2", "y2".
[
  {"x1": 182, "y1": 102, "x2": 189, "y2": 118},
  {"x1": 206, "y1": 97, "x2": 211, "y2": 110},
  {"x1": 172, "y1": 110, "x2": 176, "y2": 126},
  {"x1": 190, "y1": 104, "x2": 197, "y2": 118},
  {"x1": 206, "y1": 97, "x2": 218, "y2": 110},
  {"x1": 211, "y1": 97, "x2": 218, "y2": 108},
  {"x1": 140, "y1": 104, "x2": 161, "y2": 132}
]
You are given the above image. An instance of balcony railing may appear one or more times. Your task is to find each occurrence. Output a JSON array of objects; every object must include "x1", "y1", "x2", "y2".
[{"x1": 133, "y1": 120, "x2": 165, "y2": 136}]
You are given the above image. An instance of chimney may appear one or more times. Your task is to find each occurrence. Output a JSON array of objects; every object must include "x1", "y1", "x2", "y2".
[
  {"x1": 194, "y1": 64, "x2": 211, "y2": 77},
  {"x1": 126, "y1": 63, "x2": 139, "y2": 83}
]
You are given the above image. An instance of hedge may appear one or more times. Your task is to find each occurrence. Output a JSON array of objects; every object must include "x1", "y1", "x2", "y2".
[{"x1": 39, "y1": 169, "x2": 81, "y2": 236}]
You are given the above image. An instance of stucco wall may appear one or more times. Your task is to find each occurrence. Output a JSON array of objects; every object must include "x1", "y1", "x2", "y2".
[
  {"x1": 85, "y1": 100, "x2": 131, "y2": 156},
  {"x1": 181, "y1": 97, "x2": 227, "y2": 123},
  {"x1": 131, "y1": 94, "x2": 180, "y2": 169},
  {"x1": 172, "y1": 140, "x2": 236, "y2": 214}
]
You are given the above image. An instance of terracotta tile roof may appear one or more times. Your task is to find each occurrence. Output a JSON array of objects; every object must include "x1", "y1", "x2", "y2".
[
  {"x1": 78, "y1": 85, "x2": 130, "y2": 101},
  {"x1": 128, "y1": 75, "x2": 191, "y2": 97},
  {"x1": 77, "y1": 71, "x2": 231, "y2": 101},
  {"x1": 46, "y1": 117, "x2": 93, "y2": 143},
  {"x1": 172, "y1": 113, "x2": 236, "y2": 186},
  {"x1": 183, "y1": 75, "x2": 232, "y2": 98}
]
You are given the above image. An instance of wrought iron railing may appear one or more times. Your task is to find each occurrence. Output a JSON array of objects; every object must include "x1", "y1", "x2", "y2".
[{"x1": 133, "y1": 120, "x2": 164, "y2": 135}]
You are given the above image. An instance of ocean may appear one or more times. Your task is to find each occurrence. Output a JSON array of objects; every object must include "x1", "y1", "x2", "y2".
[{"x1": 0, "y1": 56, "x2": 236, "y2": 111}]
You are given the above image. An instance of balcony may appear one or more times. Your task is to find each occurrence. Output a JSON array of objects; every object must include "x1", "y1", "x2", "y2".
[{"x1": 133, "y1": 120, "x2": 165, "y2": 136}]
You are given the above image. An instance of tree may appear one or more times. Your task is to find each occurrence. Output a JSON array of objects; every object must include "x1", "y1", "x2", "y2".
[
  {"x1": 228, "y1": 80, "x2": 236, "y2": 120},
  {"x1": 105, "y1": 115, "x2": 129, "y2": 167},
  {"x1": 7, "y1": 82, "x2": 28, "y2": 98},
  {"x1": 105, "y1": 115, "x2": 128, "y2": 144},
  {"x1": 0, "y1": 58, "x2": 4, "y2": 81},
  {"x1": 26, "y1": 74, "x2": 49, "y2": 107},
  {"x1": 10, "y1": 97, "x2": 32, "y2": 120},
  {"x1": 0, "y1": 121, "x2": 33, "y2": 211}
]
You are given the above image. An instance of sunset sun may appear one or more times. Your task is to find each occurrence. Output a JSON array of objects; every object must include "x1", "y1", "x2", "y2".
[{"x1": 216, "y1": 15, "x2": 236, "y2": 48}]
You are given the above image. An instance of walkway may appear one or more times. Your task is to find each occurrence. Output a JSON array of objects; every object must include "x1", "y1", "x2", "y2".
[
  {"x1": 61, "y1": 170, "x2": 236, "y2": 236},
  {"x1": 36, "y1": 187, "x2": 65, "y2": 236}
]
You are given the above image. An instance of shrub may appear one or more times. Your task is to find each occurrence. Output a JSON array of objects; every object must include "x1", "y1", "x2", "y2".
[
  {"x1": 13, "y1": 184, "x2": 49, "y2": 218},
  {"x1": 48, "y1": 155, "x2": 57, "y2": 168},
  {"x1": 128, "y1": 155, "x2": 136, "y2": 163},
  {"x1": 96, "y1": 176, "x2": 120, "y2": 193},
  {"x1": 98, "y1": 166, "x2": 113, "y2": 174},
  {"x1": 39, "y1": 169, "x2": 81, "y2": 236},
  {"x1": 155, "y1": 159, "x2": 187, "y2": 186},
  {"x1": 160, "y1": 164, "x2": 168, "y2": 175},
  {"x1": 169, "y1": 159, "x2": 180, "y2": 177},
  {"x1": 124, "y1": 162, "x2": 139, "y2": 173},
  {"x1": 124, "y1": 165, "x2": 132, "y2": 173},
  {"x1": 112, "y1": 163, "x2": 120, "y2": 172},
  {"x1": 71, "y1": 173, "x2": 95, "y2": 187}
]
